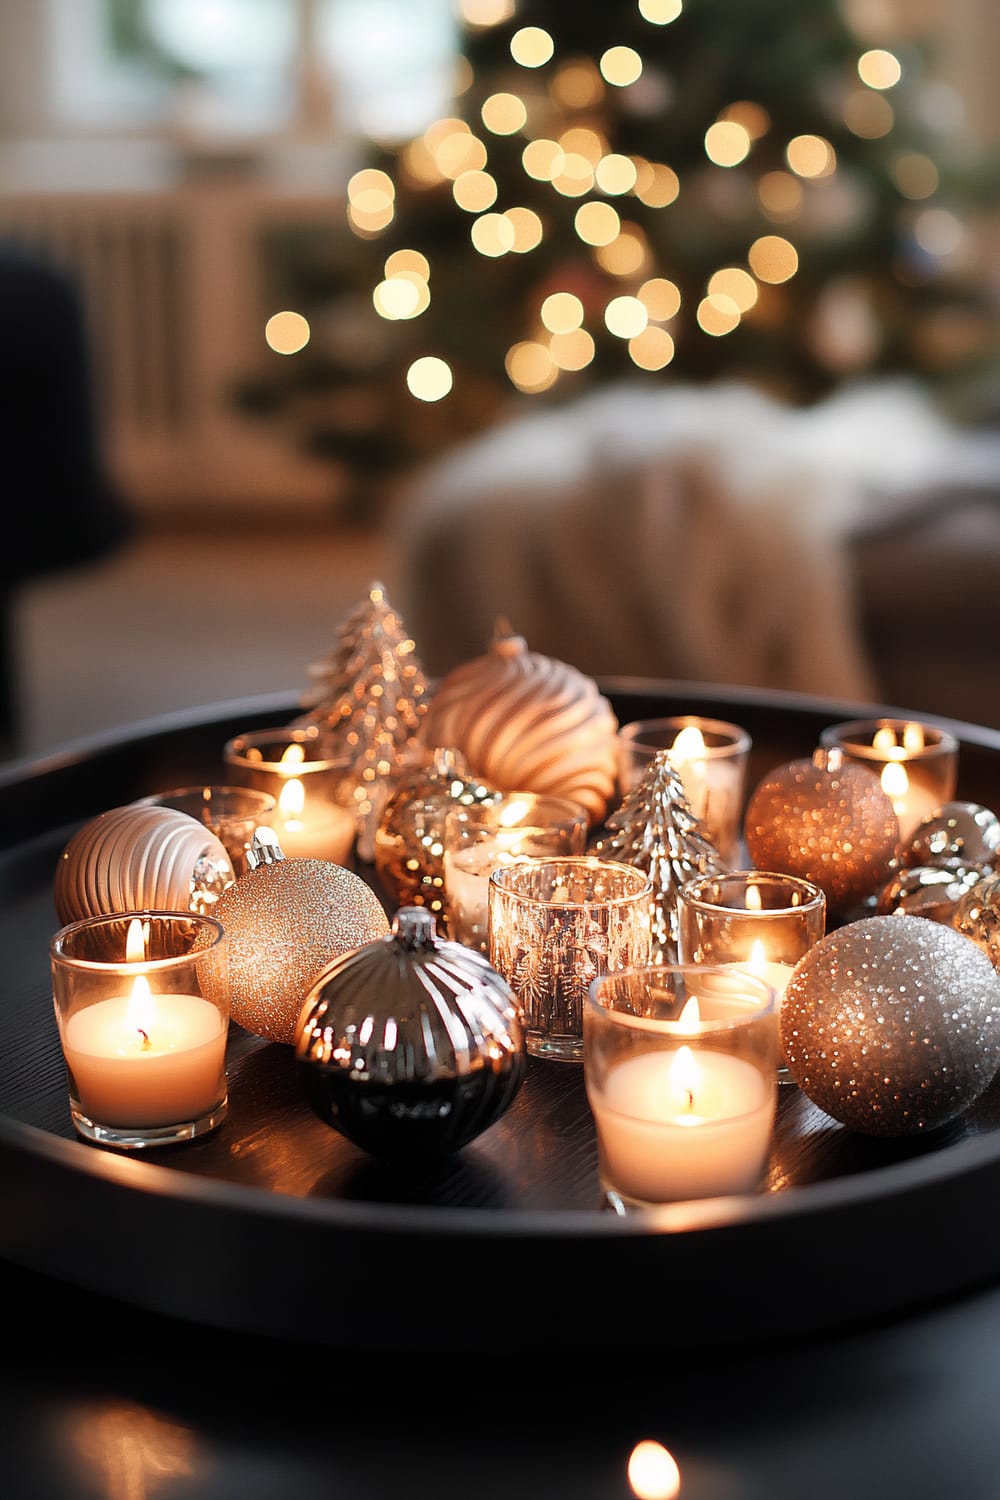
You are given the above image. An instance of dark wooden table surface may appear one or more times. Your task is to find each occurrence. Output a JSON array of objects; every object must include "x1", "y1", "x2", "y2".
[{"x1": 4, "y1": 681, "x2": 1000, "y2": 1499}]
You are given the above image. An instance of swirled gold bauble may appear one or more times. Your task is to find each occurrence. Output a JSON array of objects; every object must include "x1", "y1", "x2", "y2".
[
  {"x1": 743, "y1": 748, "x2": 900, "y2": 917},
  {"x1": 203, "y1": 854, "x2": 390, "y2": 1045},
  {"x1": 781, "y1": 914, "x2": 1000, "y2": 1137},
  {"x1": 54, "y1": 804, "x2": 234, "y2": 924},
  {"x1": 421, "y1": 622, "x2": 619, "y2": 826}
]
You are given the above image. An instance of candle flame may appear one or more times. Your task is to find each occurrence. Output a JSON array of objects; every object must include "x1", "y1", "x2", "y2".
[
  {"x1": 749, "y1": 938, "x2": 767, "y2": 971},
  {"x1": 881, "y1": 761, "x2": 910, "y2": 804},
  {"x1": 902, "y1": 722, "x2": 926, "y2": 752},
  {"x1": 125, "y1": 918, "x2": 146, "y2": 963},
  {"x1": 280, "y1": 742, "x2": 306, "y2": 767},
  {"x1": 279, "y1": 777, "x2": 306, "y2": 819},
  {"x1": 670, "y1": 725, "x2": 707, "y2": 762},
  {"x1": 677, "y1": 994, "x2": 701, "y2": 1032},
  {"x1": 745, "y1": 884, "x2": 762, "y2": 912},
  {"x1": 627, "y1": 1439, "x2": 682, "y2": 1500},
  {"x1": 498, "y1": 798, "x2": 533, "y2": 827},
  {"x1": 127, "y1": 973, "x2": 155, "y2": 1043},
  {"x1": 668, "y1": 1044, "x2": 700, "y2": 1107},
  {"x1": 872, "y1": 725, "x2": 899, "y2": 754}
]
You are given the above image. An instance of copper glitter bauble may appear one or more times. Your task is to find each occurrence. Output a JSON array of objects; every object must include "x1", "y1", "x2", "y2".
[
  {"x1": 297, "y1": 906, "x2": 526, "y2": 1158},
  {"x1": 781, "y1": 914, "x2": 1000, "y2": 1137},
  {"x1": 953, "y1": 872, "x2": 1000, "y2": 969},
  {"x1": 875, "y1": 864, "x2": 982, "y2": 923},
  {"x1": 901, "y1": 801, "x2": 1000, "y2": 875},
  {"x1": 203, "y1": 839, "x2": 390, "y2": 1045},
  {"x1": 372, "y1": 747, "x2": 500, "y2": 922},
  {"x1": 54, "y1": 804, "x2": 234, "y2": 924},
  {"x1": 743, "y1": 748, "x2": 900, "y2": 918}
]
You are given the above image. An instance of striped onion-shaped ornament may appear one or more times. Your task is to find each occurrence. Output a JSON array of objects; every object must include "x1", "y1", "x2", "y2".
[
  {"x1": 54, "y1": 804, "x2": 235, "y2": 925},
  {"x1": 296, "y1": 906, "x2": 526, "y2": 1158}
]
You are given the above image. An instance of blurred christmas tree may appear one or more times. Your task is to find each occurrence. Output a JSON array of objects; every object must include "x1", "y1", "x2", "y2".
[{"x1": 235, "y1": 0, "x2": 998, "y2": 515}]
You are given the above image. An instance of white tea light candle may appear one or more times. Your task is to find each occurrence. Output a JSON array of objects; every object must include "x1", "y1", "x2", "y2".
[{"x1": 818, "y1": 718, "x2": 959, "y2": 844}]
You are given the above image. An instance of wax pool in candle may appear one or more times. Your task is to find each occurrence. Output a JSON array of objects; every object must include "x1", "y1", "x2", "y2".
[
  {"x1": 62, "y1": 981, "x2": 226, "y2": 1129},
  {"x1": 588, "y1": 1046, "x2": 773, "y2": 1204},
  {"x1": 275, "y1": 777, "x2": 355, "y2": 863}
]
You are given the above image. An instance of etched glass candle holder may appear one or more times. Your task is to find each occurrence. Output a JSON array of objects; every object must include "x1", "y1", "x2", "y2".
[
  {"x1": 818, "y1": 717, "x2": 959, "y2": 844},
  {"x1": 223, "y1": 726, "x2": 357, "y2": 864},
  {"x1": 50, "y1": 910, "x2": 229, "y2": 1150},
  {"x1": 618, "y1": 715, "x2": 751, "y2": 866},
  {"x1": 133, "y1": 785, "x2": 277, "y2": 877},
  {"x1": 676, "y1": 869, "x2": 826, "y2": 1080},
  {"x1": 488, "y1": 856, "x2": 653, "y2": 1062},
  {"x1": 584, "y1": 963, "x2": 777, "y2": 1209},
  {"x1": 442, "y1": 792, "x2": 589, "y2": 951}
]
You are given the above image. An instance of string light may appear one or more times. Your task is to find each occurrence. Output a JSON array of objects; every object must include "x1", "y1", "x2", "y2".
[
  {"x1": 600, "y1": 46, "x2": 643, "y2": 87},
  {"x1": 511, "y1": 26, "x2": 554, "y2": 67},
  {"x1": 406, "y1": 356, "x2": 453, "y2": 400},
  {"x1": 265, "y1": 311, "x2": 310, "y2": 354}
]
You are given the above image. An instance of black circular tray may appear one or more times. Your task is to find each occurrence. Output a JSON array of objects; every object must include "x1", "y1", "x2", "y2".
[{"x1": 4, "y1": 680, "x2": 1000, "y2": 1355}]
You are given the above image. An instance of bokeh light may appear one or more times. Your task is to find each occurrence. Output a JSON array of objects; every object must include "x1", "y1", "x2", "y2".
[
  {"x1": 748, "y1": 234, "x2": 799, "y2": 283},
  {"x1": 406, "y1": 355, "x2": 453, "y2": 400},
  {"x1": 627, "y1": 1440, "x2": 681, "y2": 1500},
  {"x1": 605, "y1": 294, "x2": 649, "y2": 338},
  {"x1": 600, "y1": 46, "x2": 643, "y2": 87},
  {"x1": 481, "y1": 92, "x2": 528, "y2": 134},
  {"x1": 511, "y1": 26, "x2": 554, "y2": 67},
  {"x1": 575, "y1": 200, "x2": 621, "y2": 245},
  {"x1": 505, "y1": 339, "x2": 558, "y2": 391},
  {"x1": 704, "y1": 121, "x2": 751, "y2": 167},
  {"x1": 858, "y1": 48, "x2": 902, "y2": 89},
  {"x1": 638, "y1": 0, "x2": 683, "y2": 23},
  {"x1": 541, "y1": 291, "x2": 585, "y2": 333},
  {"x1": 629, "y1": 325, "x2": 675, "y2": 368},
  {"x1": 265, "y1": 310, "x2": 310, "y2": 354}
]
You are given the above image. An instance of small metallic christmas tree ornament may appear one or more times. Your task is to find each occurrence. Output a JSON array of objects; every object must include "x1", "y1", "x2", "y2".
[
  {"x1": 296, "y1": 906, "x2": 526, "y2": 1159},
  {"x1": 292, "y1": 581, "x2": 432, "y2": 862},
  {"x1": 589, "y1": 749, "x2": 725, "y2": 962}
]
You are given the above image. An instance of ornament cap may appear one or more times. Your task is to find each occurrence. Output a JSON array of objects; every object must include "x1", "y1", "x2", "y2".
[
  {"x1": 391, "y1": 906, "x2": 440, "y2": 949},
  {"x1": 246, "y1": 828, "x2": 286, "y2": 870},
  {"x1": 814, "y1": 745, "x2": 843, "y2": 773}
]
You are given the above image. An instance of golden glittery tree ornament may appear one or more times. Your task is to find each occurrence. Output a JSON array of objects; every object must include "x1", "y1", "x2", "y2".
[
  {"x1": 589, "y1": 749, "x2": 726, "y2": 962},
  {"x1": 292, "y1": 581, "x2": 431, "y2": 861}
]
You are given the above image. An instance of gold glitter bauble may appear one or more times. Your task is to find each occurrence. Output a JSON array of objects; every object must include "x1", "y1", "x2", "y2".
[
  {"x1": 953, "y1": 872, "x2": 1000, "y2": 969},
  {"x1": 743, "y1": 748, "x2": 899, "y2": 918},
  {"x1": 204, "y1": 856, "x2": 390, "y2": 1045},
  {"x1": 372, "y1": 748, "x2": 500, "y2": 922},
  {"x1": 781, "y1": 914, "x2": 1000, "y2": 1137}
]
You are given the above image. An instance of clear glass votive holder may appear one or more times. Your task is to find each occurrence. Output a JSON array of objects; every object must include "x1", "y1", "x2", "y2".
[
  {"x1": 618, "y1": 715, "x2": 752, "y2": 866},
  {"x1": 442, "y1": 792, "x2": 589, "y2": 951},
  {"x1": 676, "y1": 870, "x2": 826, "y2": 1081},
  {"x1": 584, "y1": 964, "x2": 777, "y2": 1209},
  {"x1": 50, "y1": 910, "x2": 229, "y2": 1150},
  {"x1": 223, "y1": 726, "x2": 357, "y2": 864},
  {"x1": 488, "y1": 856, "x2": 653, "y2": 1062},
  {"x1": 817, "y1": 717, "x2": 959, "y2": 845},
  {"x1": 133, "y1": 785, "x2": 277, "y2": 877}
]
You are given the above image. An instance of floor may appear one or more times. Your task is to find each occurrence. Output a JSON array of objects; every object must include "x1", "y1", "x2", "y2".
[{"x1": 8, "y1": 516, "x2": 396, "y2": 765}]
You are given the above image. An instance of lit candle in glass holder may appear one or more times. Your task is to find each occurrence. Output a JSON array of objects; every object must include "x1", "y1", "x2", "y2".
[
  {"x1": 584, "y1": 965, "x2": 777, "y2": 1206},
  {"x1": 818, "y1": 718, "x2": 959, "y2": 844},
  {"x1": 50, "y1": 911, "x2": 229, "y2": 1149},
  {"x1": 223, "y1": 728, "x2": 356, "y2": 864},
  {"x1": 676, "y1": 869, "x2": 826, "y2": 1080},
  {"x1": 618, "y1": 716, "x2": 751, "y2": 866}
]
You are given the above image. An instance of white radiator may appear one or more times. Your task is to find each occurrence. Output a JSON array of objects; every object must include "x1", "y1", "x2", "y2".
[{"x1": 0, "y1": 187, "x2": 341, "y2": 515}]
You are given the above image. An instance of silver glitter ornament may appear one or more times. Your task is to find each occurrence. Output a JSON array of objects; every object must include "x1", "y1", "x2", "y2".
[
  {"x1": 953, "y1": 872, "x2": 1000, "y2": 969},
  {"x1": 902, "y1": 801, "x2": 1000, "y2": 875},
  {"x1": 781, "y1": 914, "x2": 1000, "y2": 1137},
  {"x1": 743, "y1": 747, "x2": 900, "y2": 919},
  {"x1": 296, "y1": 906, "x2": 526, "y2": 1158},
  {"x1": 875, "y1": 863, "x2": 983, "y2": 923},
  {"x1": 202, "y1": 834, "x2": 390, "y2": 1045}
]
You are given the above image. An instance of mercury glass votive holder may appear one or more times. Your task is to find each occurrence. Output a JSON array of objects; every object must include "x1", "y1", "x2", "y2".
[
  {"x1": 133, "y1": 785, "x2": 277, "y2": 877},
  {"x1": 223, "y1": 726, "x2": 357, "y2": 864},
  {"x1": 50, "y1": 910, "x2": 229, "y2": 1151},
  {"x1": 818, "y1": 717, "x2": 959, "y2": 845},
  {"x1": 676, "y1": 870, "x2": 826, "y2": 1080},
  {"x1": 488, "y1": 856, "x2": 653, "y2": 1062},
  {"x1": 585, "y1": 964, "x2": 777, "y2": 1209},
  {"x1": 618, "y1": 715, "x2": 752, "y2": 866},
  {"x1": 442, "y1": 792, "x2": 589, "y2": 952}
]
